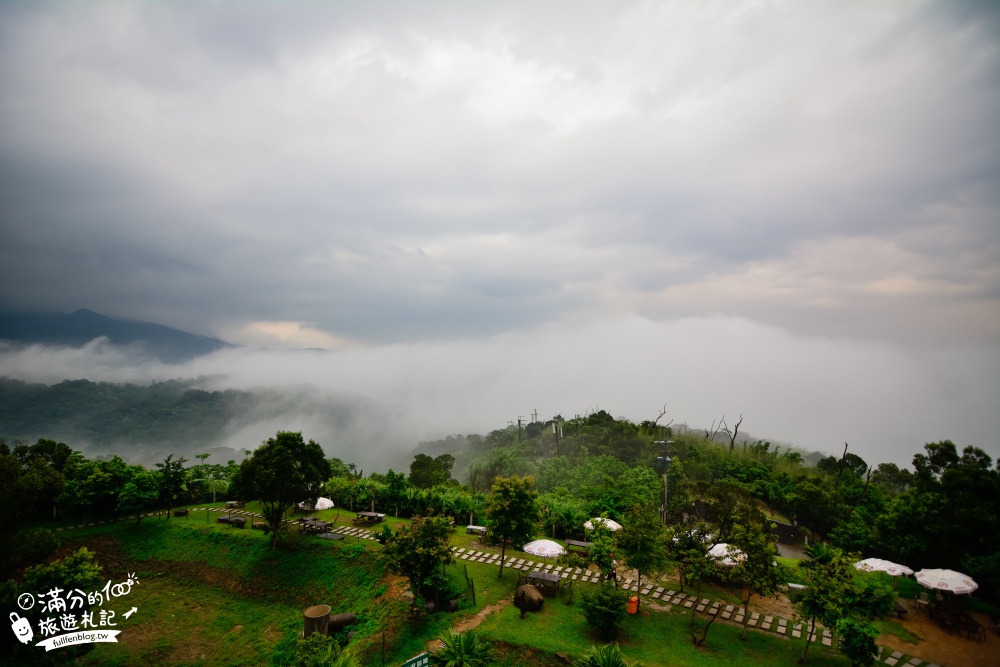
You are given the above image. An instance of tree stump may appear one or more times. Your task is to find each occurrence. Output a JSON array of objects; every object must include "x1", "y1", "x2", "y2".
[
  {"x1": 328, "y1": 612, "x2": 358, "y2": 632},
  {"x1": 303, "y1": 605, "x2": 331, "y2": 638}
]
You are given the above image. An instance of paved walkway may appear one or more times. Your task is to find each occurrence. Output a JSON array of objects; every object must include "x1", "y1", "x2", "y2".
[{"x1": 450, "y1": 546, "x2": 942, "y2": 667}]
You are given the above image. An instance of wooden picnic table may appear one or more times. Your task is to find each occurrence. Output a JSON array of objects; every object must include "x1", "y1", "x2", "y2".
[
  {"x1": 527, "y1": 570, "x2": 564, "y2": 596},
  {"x1": 565, "y1": 539, "x2": 593, "y2": 553},
  {"x1": 353, "y1": 512, "x2": 385, "y2": 525},
  {"x1": 466, "y1": 525, "x2": 487, "y2": 535},
  {"x1": 298, "y1": 518, "x2": 332, "y2": 533},
  {"x1": 226, "y1": 501, "x2": 245, "y2": 509}
]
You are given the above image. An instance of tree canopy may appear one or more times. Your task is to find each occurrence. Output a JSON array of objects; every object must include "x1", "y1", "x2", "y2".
[
  {"x1": 381, "y1": 513, "x2": 454, "y2": 612},
  {"x1": 484, "y1": 475, "x2": 539, "y2": 579},
  {"x1": 238, "y1": 431, "x2": 331, "y2": 548}
]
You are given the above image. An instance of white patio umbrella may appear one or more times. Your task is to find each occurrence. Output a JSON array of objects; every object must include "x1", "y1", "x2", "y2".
[
  {"x1": 584, "y1": 518, "x2": 622, "y2": 532},
  {"x1": 522, "y1": 539, "x2": 566, "y2": 558},
  {"x1": 298, "y1": 497, "x2": 335, "y2": 511},
  {"x1": 708, "y1": 543, "x2": 745, "y2": 567},
  {"x1": 855, "y1": 558, "x2": 913, "y2": 590},
  {"x1": 914, "y1": 568, "x2": 978, "y2": 595}
]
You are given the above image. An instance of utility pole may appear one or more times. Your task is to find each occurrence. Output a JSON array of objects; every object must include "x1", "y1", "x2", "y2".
[
  {"x1": 655, "y1": 440, "x2": 673, "y2": 524},
  {"x1": 517, "y1": 416, "x2": 525, "y2": 443},
  {"x1": 531, "y1": 409, "x2": 539, "y2": 423},
  {"x1": 552, "y1": 421, "x2": 561, "y2": 457}
]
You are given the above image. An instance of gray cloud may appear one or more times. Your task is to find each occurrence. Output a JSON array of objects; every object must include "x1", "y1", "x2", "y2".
[
  {"x1": 0, "y1": 2, "x2": 997, "y2": 465},
  {"x1": 0, "y1": 316, "x2": 997, "y2": 470}
]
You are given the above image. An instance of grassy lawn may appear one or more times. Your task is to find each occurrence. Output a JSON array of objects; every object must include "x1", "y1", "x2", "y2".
[
  {"x1": 472, "y1": 574, "x2": 850, "y2": 667},
  {"x1": 872, "y1": 617, "x2": 920, "y2": 645},
  {"x1": 55, "y1": 510, "x2": 422, "y2": 666},
  {"x1": 32, "y1": 512, "x2": 885, "y2": 666}
]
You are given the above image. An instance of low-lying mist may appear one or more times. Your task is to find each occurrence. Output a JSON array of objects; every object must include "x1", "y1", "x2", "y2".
[{"x1": 1, "y1": 315, "x2": 997, "y2": 471}]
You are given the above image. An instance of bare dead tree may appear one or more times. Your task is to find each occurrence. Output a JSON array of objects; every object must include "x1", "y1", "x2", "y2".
[
  {"x1": 653, "y1": 403, "x2": 674, "y2": 433},
  {"x1": 705, "y1": 417, "x2": 724, "y2": 442},
  {"x1": 833, "y1": 442, "x2": 849, "y2": 506},
  {"x1": 723, "y1": 414, "x2": 743, "y2": 453}
]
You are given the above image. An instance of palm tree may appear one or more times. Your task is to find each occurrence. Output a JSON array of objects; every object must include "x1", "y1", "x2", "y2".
[
  {"x1": 573, "y1": 644, "x2": 643, "y2": 667},
  {"x1": 429, "y1": 629, "x2": 497, "y2": 666}
]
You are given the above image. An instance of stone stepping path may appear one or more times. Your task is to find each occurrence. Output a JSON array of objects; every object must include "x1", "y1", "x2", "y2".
[
  {"x1": 54, "y1": 518, "x2": 937, "y2": 667},
  {"x1": 445, "y1": 546, "x2": 939, "y2": 666}
]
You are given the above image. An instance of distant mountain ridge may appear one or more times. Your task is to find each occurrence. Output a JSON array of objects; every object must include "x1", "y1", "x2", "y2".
[{"x1": 0, "y1": 308, "x2": 232, "y2": 362}]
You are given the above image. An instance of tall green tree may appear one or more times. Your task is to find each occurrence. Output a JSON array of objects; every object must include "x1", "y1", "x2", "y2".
[
  {"x1": 409, "y1": 453, "x2": 455, "y2": 489},
  {"x1": 683, "y1": 540, "x2": 722, "y2": 647},
  {"x1": 587, "y1": 524, "x2": 618, "y2": 583},
  {"x1": 484, "y1": 475, "x2": 539, "y2": 579},
  {"x1": 381, "y1": 513, "x2": 454, "y2": 613},
  {"x1": 156, "y1": 453, "x2": 188, "y2": 516},
  {"x1": 727, "y1": 515, "x2": 787, "y2": 640},
  {"x1": 876, "y1": 441, "x2": 1000, "y2": 598},
  {"x1": 835, "y1": 618, "x2": 880, "y2": 667},
  {"x1": 665, "y1": 524, "x2": 712, "y2": 593},
  {"x1": 616, "y1": 503, "x2": 668, "y2": 609},
  {"x1": 239, "y1": 431, "x2": 331, "y2": 548},
  {"x1": 116, "y1": 469, "x2": 160, "y2": 525},
  {"x1": 790, "y1": 544, "x2": 856, "y2": 664}
]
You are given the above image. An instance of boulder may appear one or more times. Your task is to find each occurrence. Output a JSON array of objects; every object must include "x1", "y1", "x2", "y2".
[{"x1": 514, "y1": 584, "x2": 544, "y2": 619}]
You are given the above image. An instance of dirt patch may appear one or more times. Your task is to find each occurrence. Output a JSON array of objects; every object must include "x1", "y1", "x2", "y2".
[
  {"x1": 742, "y1": 592, "x2": 798, "y2": 621},
  {"x1": 739, "y1": 593, "x2": 998, "y2": 667},
  {"x1": 425, "y1": 600, "x2": 512, "y2": 653},
  {"x1": 116, "y1": 623, "x2": 158, "y2": 651},
  {"x1": 230, "y1": 624, "x2": 243, "y2": 633},
  {"x1": 878, "y1": 608, "x2": 998, "y2": 667},
  {"x1": 453, "y1": 600, "x2": 511, "y2": 633}
]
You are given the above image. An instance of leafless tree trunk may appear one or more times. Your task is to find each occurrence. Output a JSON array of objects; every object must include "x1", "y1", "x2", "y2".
[
  {"x1": 653, "y1": 403, "x2": 673, "y2": 430},
  {"x1": 724, "y1": 414, "x2": 744, "y2": 453},
  {"x1": 705, "y1": 417, "x2": 724, "y2": 441},
  {"x1": 833, "y1": 442, "x2": 849, "y2": 506}
]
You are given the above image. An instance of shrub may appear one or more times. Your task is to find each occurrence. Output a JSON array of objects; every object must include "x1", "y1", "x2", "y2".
[{"x1": 579, "y1": 582, "x2": 628, "y2": 640}]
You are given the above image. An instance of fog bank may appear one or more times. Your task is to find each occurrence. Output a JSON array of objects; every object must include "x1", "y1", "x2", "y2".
[{"x1": 2, "y1": 315, "x2": 996, "y2": 470}]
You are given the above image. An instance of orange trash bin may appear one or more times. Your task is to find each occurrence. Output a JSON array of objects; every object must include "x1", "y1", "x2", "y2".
[{"x1": 626, "y1": 596, "x2": 638, "y2": 614}]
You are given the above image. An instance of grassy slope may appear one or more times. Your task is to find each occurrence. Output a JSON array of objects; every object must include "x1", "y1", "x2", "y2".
[
  {"x1": 49, "y1": 510, "x2": 861, "y2": 666},
  {"x1": 57, "y1": 508, "x2": 420, "y2": 666}
]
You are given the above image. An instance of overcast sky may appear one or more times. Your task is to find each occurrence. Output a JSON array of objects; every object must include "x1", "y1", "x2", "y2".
[{"x1": 1, "y1": 1, "x2": 997, "y2": 467}]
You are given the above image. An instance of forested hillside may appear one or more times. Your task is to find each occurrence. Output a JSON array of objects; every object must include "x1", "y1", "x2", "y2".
[
  {"x1": 0, "y1": 377, "x2": 254, "y2": 451},
  {"x1": 3, "y1": 402, "x2": 997, "y2": 602}
]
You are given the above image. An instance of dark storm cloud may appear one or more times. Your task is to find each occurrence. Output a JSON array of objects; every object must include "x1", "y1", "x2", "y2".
[
  {"x1": 1, "y1": 1, "x2": 996, "y2": 345},
  {"x1": 0, "y1": 1, "x2": 997, "y2": 466}
]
